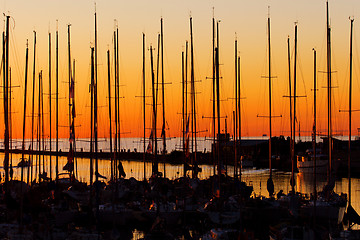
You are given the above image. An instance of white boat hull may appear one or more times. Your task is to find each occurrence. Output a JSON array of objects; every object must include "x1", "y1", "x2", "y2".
[{"x1": 297, "y1": 159, "x2": 328, "y2": 173}]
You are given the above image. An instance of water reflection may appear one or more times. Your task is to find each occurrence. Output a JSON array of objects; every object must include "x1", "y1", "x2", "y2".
[{"x1": 3, "y1": 153, "x2": 360, "y2": 230}]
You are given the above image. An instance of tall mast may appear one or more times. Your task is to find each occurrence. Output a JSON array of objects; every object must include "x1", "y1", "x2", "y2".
[
  {"x1": 73, "y1": 60, "x2": 77, "y2": 177},
  {"x1": 113, "y1": 30, "x2": 118, "y2": 179},
  {"x1": 67, "y1": 24, "x2": 71, "y2": 176},
  {"x1": 3, "y1": 16, "x2": 10, "y2": 195},
  {"x1": 56, "y1": 23, "x2": 59, "y2": 181},
  {"x1": 150, "y1": 45, "x2": 158, "y2": 175},
  {"x1": 348, "y1": 18, "x2": 354, "y2": 206},
  {"x1": 326, "y1": 0, "x2": 332, "y2": 181},
  {"x1": 107, "y1": 50, "x2": 113, "y2": 180},
  {"x1": 9, "y1": 68, "x2": 12, "y2": 175},
  {"x1": 41, "y1": 69, "x2": 45, "y2": 177},
  {"x1": 185, "y1": 41, "x2": 188, "y2": 177},
  {"x1": 216, "y1": 46, "x2": 220, "y2": 179},
  {"x1": 238, "y1": 55, "x2": 241, "y2": 182},
  {"x1": 234, "y1": 38, "x2": 238, "y2": 180},
  {"x1": 287, "y1": 36, "x2": 292, "y2": 177},
  {"x1": 160, "y1": 18, "x2": 166, "y2": 178},
  {"x1": 182, "y1": 48, "x2": 186, "y2": 177},
  {"x1": 142, "y1": 33, "x2": 146, "y2": 180},
  {"x1": 312, "y1": 48, "x2": 317, "y2": 226},
  {"x1": 268, "y1": 13, "x2": 272, "y2": 179},
  {"x1": 30, "y1": 31, "x2": 36, "y2": 184},
  {"x1": 90, "y1": 47, "x2": 94, "y2": 187},
  {"x1": 94, "y1": 8, "x2": 100, "y2": 226},
  {"x1": 190, "y1": 17, "x2": 197, "y2": 178},
  {"x1": 265, "y1": 9, "x2": 275, "y2": 197},
  {"x1": 38, "y1": 71, "x2": 42, "y2": 181},
  {"x1": 212, "y1": 16, "x2": 216, "y2": 177},
  {"x1": 20, "y1": 39, "x2": 29, "y2": 233},
  {"x1": 291, "y1": 24, "x2": 298, "y2": 193},
  {"x1": 116, "y1": 27, "x2": 120, "y2": 174},
  {"x1": 49, "y1": 32, "x2": 52, "y2": 180}
]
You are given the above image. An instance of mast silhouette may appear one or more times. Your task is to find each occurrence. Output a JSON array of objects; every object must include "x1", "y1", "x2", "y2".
[
  {"x1": 67, "y1": 24, "x2": 75, "y2": 180},
  {"x1": 107, "y1": 50, "x2": 113, "y2": 181},
  {"x1": 30, "y1": 31, "x2": 36, "y2": 184},
  {"x1": 215, "y1": 46, "x2": 220, "y2": 180},
  {"x1": 312, "y1": 48, "x2": 317, "y2": 226},
  {"x1": 190, "y1": 17, "x2": 197, "y2": 178},
  {"x1": 348, "y1": 18, "x2": 354, "y2": 207},
  {"x1": 3, "y1": 16, "x2": 10, "y2": 195},
  {"x1": 326, "y1": 1, "x2": 333, "y2": 182},
  {"x1": 212, "y1": 16, "x2": 216, "y2": 177},
  {"x1": 234, "y1": 38, "x2": 238, "y2": 180},
  {"x1": 56, "y1": 23, "x2": 59, "y2": 182},
  {"x1": 182, "y1": 48, "x2": 185, "y2": 177},
  {"x1": 238, "y1": 55, "x2": 241, "y2": 182},
  {"x1": 142, "y1": 33, "x2": 146, "y2": 180},
  {"x1": 113, "y1": 30, "x2": 118, "y2": 179},
  {"x1": 116, "y1": 27, "x2": 120, "y2": 178},
  {"x1": 37, "y1": 71, "x2": 42, "y2": 181},
  {"x1": 20, "y1": 39, "x2": 29, "y2": 233},
  {"x1": 291, "y1": 24, "x2": 298, "y2": 193},
  {"x1": 287, "y1": 36, "x2": 292, "y2": 181},
  {"x1": 150, "y1": 45, "x2": 158, "y2": 175},
  {"x1": 160, "y1": 18, "x2": 166, "y2": 178},
  {"x1": 90, "y1": 46, "x2": 94, "y2": 196},
  {"x1": 49, "y1": 32, "x2": 52, "y2": 180},
  {"x1": 264, "y1": 9, "x2": 275, "y2": 197}
]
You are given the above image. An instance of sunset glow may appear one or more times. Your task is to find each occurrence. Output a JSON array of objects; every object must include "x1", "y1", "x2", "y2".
[{"x1": 1, "y1": 0, "x2": 360, "y2": 140}]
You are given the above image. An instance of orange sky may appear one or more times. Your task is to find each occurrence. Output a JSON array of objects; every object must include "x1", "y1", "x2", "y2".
[{"x1": 1, "y1": 0, "x2": 360, "y2": 141}]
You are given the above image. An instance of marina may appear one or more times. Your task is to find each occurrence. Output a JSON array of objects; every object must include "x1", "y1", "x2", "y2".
[{"x1": 0, "y1": 0, "x2": 360, "y2": 239}]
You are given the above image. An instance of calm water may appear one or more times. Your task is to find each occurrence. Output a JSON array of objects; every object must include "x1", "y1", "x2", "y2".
[
  {"x1": 5, "y1": 152, "x2": 359, "y2": 216},
  {"x1": 2, "y1": 136, "x2": 360, "y2": 236}
]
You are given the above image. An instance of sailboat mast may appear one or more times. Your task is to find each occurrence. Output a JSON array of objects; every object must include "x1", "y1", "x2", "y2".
[
  {"x1": 150, "y1": 45, "x2": 158, "y2": 175},
  {"x1": 212, "y1": 17, "x2": 216, "y2": 177},
  {"x1": 21, "y1": 41, "x2": 29, "y2": 189},
  {"x1": 348, "y1": 18, "x2": 354, "y2": 206},
  {"x1": 113, "y1": 30, "x2": 118, "y2": 179},
  {"x1": 234, "y1": 38, "x2": 238, "y2": 179},
  {"x1": 190, "y1": 17, "x2": 197, "y2": 178},
  {"x1": 161, "y1": 18, "x2": 166, "y2": 178},
  {"x1": 90, "y1": 47, "x2": 94, "y2": 187},
  {"x1": 38, "y1": 71, "x2": 42, "y2": 181},
  {"x1": 30, "y1": 31, "x2": 36, "y2": 184},
  {"x1": 116, "y1": 27, "x2": 120, "y2": 170},
  {"x1": 142, "y1": 33, "x2": 146, "y2": 180},
  {"x1": 3, "y1": 16, "x2": 10, "y2": 194},
  {"x1": 238, "y1": 55, "x2": 241, "y2": 182},
  {"x1": 73, "y1": 60, "x2": 77, "y2": 177},
  {"x1": 56, "y1": 24, "x2": 59, "y2": 182},
  {"x1": 67, "y1": 25, "x2": 73, "y2": 179},
  {"x1": 268, "y1": 14, "x2": 272, "y2": 179},
  {"x1": 182, "y1": 49, "x2": 186, "y2": 177},
  {"x1": 326, "y1": 0, "x2": 332, "y2": 180},
  {"x1": 94, "y1": 10, "x2": 99, "y2": 184},
  {"x1": 215, "y1": 47, "x2": 220, "y2": 178},
  {"x1": 49, "y1": 32, "x2": 52, "y2": 180},
  {"x1": 287, "y1": 36, "x2": 292, "y2": 175},
  {"x1": 9, "y1": 68, "x2": 12, "y2": 174},
  {"x1": 107, "y1": 50, "x2": 113, "y2": 180},
  {"x1": 20, "y1": 39, "x2": 29, "y2": 233},
  {"x1": 291, "y1": 24, "x2": 298, "y2": 193},
  {"x1": 41, "y1": 69, "x2": 45, "y2": 177},
  {"x1": 312, "y1": 48, "x2": 317, "y2": 225}
]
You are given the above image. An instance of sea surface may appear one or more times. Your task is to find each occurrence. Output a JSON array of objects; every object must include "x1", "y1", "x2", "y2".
[{"x1": 2, "y1": 136, "x2": 360, "y2": 238}]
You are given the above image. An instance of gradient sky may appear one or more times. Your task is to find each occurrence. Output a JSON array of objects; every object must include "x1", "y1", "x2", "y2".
[{"x1": 1, "y1": 0, "x2": 360, "y2": 145}]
